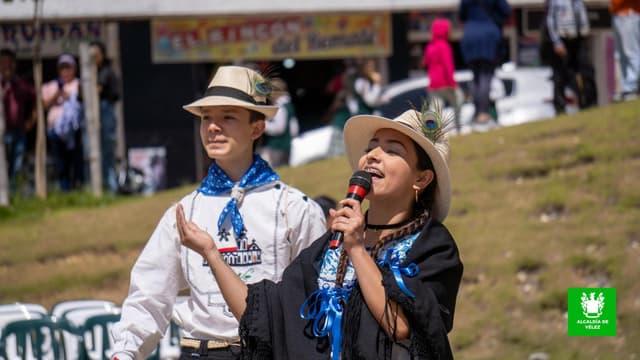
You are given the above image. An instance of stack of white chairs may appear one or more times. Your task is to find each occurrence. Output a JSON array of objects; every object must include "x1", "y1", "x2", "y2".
[
  {"x1": 1, "y1": 297, "x2": 187, "y2": 360},
  {"x1": 50, "y1": 300, "x2": 120, "y2": 360},
  {"x1": 0, "y1": 302, "x2": 63, "y2": 360}
]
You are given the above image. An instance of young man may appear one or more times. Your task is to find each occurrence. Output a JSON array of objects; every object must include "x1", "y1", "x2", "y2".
[
  {"x1": 110, "y1": 66, "x2": 327, "y2": 360},
  {"x1": 546, "y1": 0, "x2": 597, "y2": 112}
]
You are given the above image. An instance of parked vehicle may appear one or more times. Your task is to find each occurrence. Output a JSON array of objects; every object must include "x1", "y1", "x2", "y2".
[{"x1": 376, "y1": 64, "x2": 558, "y2": 130}]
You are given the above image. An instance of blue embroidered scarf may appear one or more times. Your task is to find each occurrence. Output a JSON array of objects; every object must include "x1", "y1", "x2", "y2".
[
  {"x1": 197, "y1": 155, "x2": 279, "y2": 237},
  {"x1": 300, "y1": 233, "x2": 420, "y2": 360}
]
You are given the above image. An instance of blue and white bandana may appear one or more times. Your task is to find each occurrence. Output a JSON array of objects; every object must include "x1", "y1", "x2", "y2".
[
  {"x1": 300, "y1": 232, "x2": 420, "y2": 360},
  {"x1": 197, "y1": 155, "x2": 279, "y2": 237}
]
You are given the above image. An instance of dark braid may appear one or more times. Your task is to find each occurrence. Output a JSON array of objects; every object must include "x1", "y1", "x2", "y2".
[{"x1": 334, "y1": 248, "x2": 350, "y2": 287}]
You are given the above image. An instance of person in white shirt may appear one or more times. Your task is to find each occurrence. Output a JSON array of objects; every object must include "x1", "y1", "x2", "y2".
[
  {"x1": 110, "y1": 66, "x2": 327, "y2": 360},
  {"x1": 260, "y1": 78, "x2": 299, "y2": 168}
]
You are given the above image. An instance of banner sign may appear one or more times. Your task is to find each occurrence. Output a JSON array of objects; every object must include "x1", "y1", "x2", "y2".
[
  {"x1": 151, "y1": 14, "x2": 391, "y2": 63},
  {"x1": 0, "y1": 22, "x2": 106, "y2": 58}
]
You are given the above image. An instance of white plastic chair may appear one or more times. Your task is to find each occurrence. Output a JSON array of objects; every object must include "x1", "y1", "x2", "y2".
[
  {"x1": 50, "y1": 300, "x2": 116, "y2": 324},
  {"x1": 51, "y1": 303, "x2": 119, "y2": 360},
  {"x1": 0, "y1": 317, "x2": 65, "y2": 360},
  {"x1": 1, "y1": 303, "x2": 49, "y2": 343}
]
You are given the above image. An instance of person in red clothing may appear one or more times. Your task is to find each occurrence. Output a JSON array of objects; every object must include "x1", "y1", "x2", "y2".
[
  {"x1": 422, "y1": 18, "x2": 460, "y2": 133},
  {"x1": 1, "y1": 48, "x2": 36, "y2": 194}
]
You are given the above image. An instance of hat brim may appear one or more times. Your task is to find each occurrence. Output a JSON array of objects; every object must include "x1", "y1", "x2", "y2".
[
  {"x1": 183, "y1": 96, "x2": 279, "y2": 119},
  {"x1": 343, "y1": 114, "x2": 452, "y2": 222}
]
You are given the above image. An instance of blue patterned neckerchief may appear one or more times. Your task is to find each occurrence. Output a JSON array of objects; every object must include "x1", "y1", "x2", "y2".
[
  {"x1": 300, "y1": 233, "x2": 420, "y2": 360},
  {"x1": 197, "y1": 155, "x2": 279, "y2": 237}
]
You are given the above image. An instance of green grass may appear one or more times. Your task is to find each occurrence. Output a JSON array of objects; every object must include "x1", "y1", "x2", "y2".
[{"x1": 1, "y1": 100, "x2": 640, "y2": 358}]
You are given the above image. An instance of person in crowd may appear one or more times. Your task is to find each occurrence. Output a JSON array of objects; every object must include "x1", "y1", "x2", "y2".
[
  {"x1": 610, "y1": 0, "x2": 640, "y2": 101},
  {"x1": 42, "y1": 54, "x2": 84, "y2": 191},
  {"x1": 90, "y1": 40, "x2": 121, "y2": 193},
  {"x1": 110, "y1": 65, "x2": 327, "y2": 360},
  {"x1": 324, "y1": 59, "x2": 383, "y2": 159},
  {"x1": 329, "y1": 58, "x2": 382, "y2": 130},
  {"x1": 459, "y1": 0, "x2": 511, "y2": 131},
  {"x1": 1, "y1": 48, "x2": 36, "y2": 194},
  {"x1": 178, "y1": 104, "x2": 464, "y2": 359},
  {"x1": 261, "y1": 78, "x2": 299, "y2": 168},
  {"x1": 351, "y1": 58, "x2": 383, "y2": 115},
  {"x1": 546, "y1": 0, "x2": 597, "y2": 112},
  {"x1": 423, "y1": 18, "x2": 461, "y2": 134}
]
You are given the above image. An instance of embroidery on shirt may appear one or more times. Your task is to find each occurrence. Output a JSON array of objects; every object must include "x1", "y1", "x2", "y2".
[{"x1": 218, "y1": 230, "x2": 263, "y2": 266}]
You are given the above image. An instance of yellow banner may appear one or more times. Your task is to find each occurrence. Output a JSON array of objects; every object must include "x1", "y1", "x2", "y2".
[{"x1": 151, "y1": 14, "x2": 391, "y2": 63}]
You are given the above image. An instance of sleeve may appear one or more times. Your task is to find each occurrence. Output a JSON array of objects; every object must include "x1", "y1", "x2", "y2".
[
  {"x1": 110, "y1": 204, "x2": 188, "y2": 360},
  {"x1": 41, "y1": 81, "x2": 56, "y2": 104},
  {"x1": 285, "y1": 189, "x2": 327, "y2": 259},
  {"x1": 381, "y1": 221, "x2": 463, "y2": 359},
  {"x1": 264, "y1": 104, "x2": 288, "y2": 136},
  {"x1": 546, "y1": 0, "x2": 563, "y2": 46}
]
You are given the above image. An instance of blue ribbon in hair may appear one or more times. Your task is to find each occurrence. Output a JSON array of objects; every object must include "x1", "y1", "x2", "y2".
[
  {"x1": 197, "y1": 155, "x2": 279, "y2": 237},
  {"x1": 378, "y1": 247, "x2": 419, "y2": 298},
  {"x1": 300, "y1": 286, "x2": 350, "y2": 360}
]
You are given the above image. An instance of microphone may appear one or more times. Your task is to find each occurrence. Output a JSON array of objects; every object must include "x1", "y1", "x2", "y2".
[{"x1": 328, "y1": 171, "x2": 372, "y2": 249}]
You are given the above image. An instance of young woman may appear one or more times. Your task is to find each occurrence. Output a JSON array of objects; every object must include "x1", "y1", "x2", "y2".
[{"x1": 177, "y1": 107, "x2": 464, "y2": 359}]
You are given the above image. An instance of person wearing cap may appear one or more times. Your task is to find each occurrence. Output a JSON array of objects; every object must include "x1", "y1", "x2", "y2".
[
  {"x1": 110, "y1": 65, "x2": 327, "y2": 360},
  {"x1": 178, "y1": 103, "x2": 464, "y2": 359},
  {"x1": 42, "y1": 53, "x2": 84, "y2": 191}
]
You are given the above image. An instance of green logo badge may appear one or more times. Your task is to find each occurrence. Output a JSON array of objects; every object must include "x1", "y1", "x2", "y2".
[{"x1": 568, "y1": 288, "x2": 616, "y2": 336}]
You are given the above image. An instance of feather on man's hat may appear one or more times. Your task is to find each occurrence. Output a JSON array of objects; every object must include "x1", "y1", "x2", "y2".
[
  {"x1": 343, "y1": 104, "x2": 452, "y2": 222},
  {"x1": 183, "y1": 66, "x2": 279, "y2": 118}
]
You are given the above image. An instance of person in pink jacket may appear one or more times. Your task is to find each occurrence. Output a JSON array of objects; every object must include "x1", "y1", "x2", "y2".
[{"x1": 423, "y1": 18, "x2": 460, "y2": 133}]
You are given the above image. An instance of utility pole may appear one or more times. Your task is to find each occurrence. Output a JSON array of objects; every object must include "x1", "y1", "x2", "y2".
[
  {"x1": 79, "y1": 42, "x2": 103, "y2": 197},
  {"x1": 0, "y1": 85, "x2": 8, "y2": 206},
  {"x1": 33, "y1": 0, "x2": 47, "y2": 198}
]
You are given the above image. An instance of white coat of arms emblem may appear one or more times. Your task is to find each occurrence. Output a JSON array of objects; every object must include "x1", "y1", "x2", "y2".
[{"x1": 581, "y1": 292, "x2": 604, "y2": 318}]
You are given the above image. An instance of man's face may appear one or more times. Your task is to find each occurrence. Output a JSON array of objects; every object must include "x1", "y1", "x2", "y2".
[
  {"x1": 0, "y1": 55, "x2": 16, "y2": 80},
  {"x1": 199, "y1": 106, "x2": 264, "y2": 163}
]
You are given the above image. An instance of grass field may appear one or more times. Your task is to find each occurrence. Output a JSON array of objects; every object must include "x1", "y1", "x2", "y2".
[{"x1": 1, "y1": 100, "x2": 639, "y2": 358}]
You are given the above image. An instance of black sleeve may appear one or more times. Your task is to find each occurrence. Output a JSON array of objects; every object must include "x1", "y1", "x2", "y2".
[
  {"x1": 381, "y1": 220, "x2": 463, "y2": 359},
  {"x1": 239, "y1": 232, "x2": 332, "y2": 360}
]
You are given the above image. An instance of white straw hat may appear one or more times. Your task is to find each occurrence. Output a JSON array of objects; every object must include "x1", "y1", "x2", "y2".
[
  {"x1": 343, "y1": 108, "x2": 452, "y2": 222},
  {"x1": 183, "y1": 66, "x2": 279, "y2": 118}
]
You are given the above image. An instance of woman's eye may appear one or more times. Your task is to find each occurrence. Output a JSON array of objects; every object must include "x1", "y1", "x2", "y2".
[{"x1": 364, "y1": 147, "x2": 373, "y2": 154}]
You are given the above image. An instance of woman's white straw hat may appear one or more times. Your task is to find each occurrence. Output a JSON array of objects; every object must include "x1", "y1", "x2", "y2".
[
  {"x1": 183, "y1": 66, "x2": 279, "y2": 119},
  {"x1": 343, "y1": 109, "x2": 452, "y2": 222}
]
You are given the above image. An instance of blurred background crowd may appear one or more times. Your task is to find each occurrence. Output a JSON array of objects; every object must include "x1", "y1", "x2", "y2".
[{"x1": 1, "y1": 0, "x2": 638, "y2": 201}]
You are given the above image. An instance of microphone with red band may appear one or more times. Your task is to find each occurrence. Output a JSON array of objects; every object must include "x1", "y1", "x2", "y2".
[{"x1": 328, "y1": 171, "x2": 373, "y2": 249}]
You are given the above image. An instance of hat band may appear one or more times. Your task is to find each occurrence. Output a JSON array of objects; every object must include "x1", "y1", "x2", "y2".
[{"x1": 203, "y1": 86, "x2": 266, "y2": 105}]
